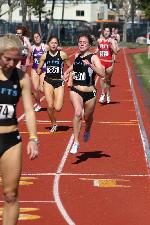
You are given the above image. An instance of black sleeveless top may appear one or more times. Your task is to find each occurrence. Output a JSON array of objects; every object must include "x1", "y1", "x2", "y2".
[
  {"x1": 73, "y1": 54, "x2": 96, "y2": 86},
  {"x1": 45, "y1": 50, "x2": 64, "y2": 79},
  {"x1": 0, "y1": 68, "x2": 22, "y2": 126}
]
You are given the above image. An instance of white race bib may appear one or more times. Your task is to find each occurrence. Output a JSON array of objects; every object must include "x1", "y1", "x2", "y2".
[
  {"x1": 47, "y1": 66, "x2": 59, "y2": 74},
  {"x1": 99, "y1": 51, "x2": 109, "y2": 57},
  {"x1": 73, "y1": 72, "x2": 86, "y2": 81},
  {"x1": 0, "y1": 104, "x2": 15, "y2": 119}
]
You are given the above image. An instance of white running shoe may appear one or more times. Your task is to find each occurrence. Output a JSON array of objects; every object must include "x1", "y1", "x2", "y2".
[
  {"x1": 70, "y1": 141, "x2": 80, "y2": 154},
  {"x1": 83, "y1": 131, "x2": 90, "y2": 143},
  {"x1": 106, "y1": 95, "x2": 110, "y2": 104},
  {"x1": 49, "y1": 125, "x2": 58, "y2": 132},
  {"x1": 99, "y1": 94, "x2": 106, "y2": 103},
  {"x1": 34, "y1": 105, "x2": 41, "y2": 112}
]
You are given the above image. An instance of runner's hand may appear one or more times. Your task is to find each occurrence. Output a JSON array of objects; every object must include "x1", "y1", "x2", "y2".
[{"x1": 27, "y1": 141, "x2": 39, "y2": 160}]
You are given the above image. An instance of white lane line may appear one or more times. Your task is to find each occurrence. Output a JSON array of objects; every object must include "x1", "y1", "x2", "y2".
[
  {"x1": 36, "y1": 120, "x2": 72, "y2": 123},
  {"x1": 22, "y1": 172, "x2": 150, "y2": 177},
  {"x1": 53, "y1": 134, "x2": 76, "y2": 225},
  {"x1": 123, "y1": 48, "x2": 150, "y2": 170},
  {"x1": 0, "y1": 200, "x2": 55, "y2": 203}
]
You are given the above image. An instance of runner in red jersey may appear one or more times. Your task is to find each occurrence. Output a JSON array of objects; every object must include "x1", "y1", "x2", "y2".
[{"x1": 95, "y1": 27, "x2": 117, "y2": 103}]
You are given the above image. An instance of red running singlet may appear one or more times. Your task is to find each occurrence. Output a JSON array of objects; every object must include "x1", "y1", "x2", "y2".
[{"x1": 97, "y1": 38, "x2": 113, "y2": 61}]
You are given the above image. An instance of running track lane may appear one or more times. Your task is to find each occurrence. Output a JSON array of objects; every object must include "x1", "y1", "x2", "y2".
[{"x1": 0, "y1": 47, "x2": 150, "y2": 225}]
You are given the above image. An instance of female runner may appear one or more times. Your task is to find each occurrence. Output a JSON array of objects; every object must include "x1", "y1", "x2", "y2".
[
  {"x1": 95, "y1": 27, "x2": 117, "y2": 104},
  {"x1": 0, "y1": 34, "x2": 39, "y2": 225},
  {"x1": 31, "y1": 32, "x2": 48, "y2": 112},
  {"x1": 64, "y1": 34, "x2": 104, "y2": 154},
  {"x1": 37, "y1": 36, "x2": 71, "y2": 132}
]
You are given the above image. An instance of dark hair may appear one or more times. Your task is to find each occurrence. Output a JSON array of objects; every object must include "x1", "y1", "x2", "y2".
[
  {"x1": 16, "y1": 26, "x2": 22, "y2": 32},
  {"x1": 77, "y1": 34, "x2": 95, "y2": 46},
  {"x1": 22, "y1": 26, "x2": 30, "y2": 37},
  {"x1": 33, "y1": 32, "x2": 41, "y2": 38},
  {"x1": 47, "y1": 36, "x2": 59, "y2": 45},
  {"x1": 103, "y1": 27, "x2": 110, "y2": 31},
  {"x1": 16, "y1": 26, "x2": 30, "y2": 37},
  {"x1": 102, "y1": 27, "x2": 111, "y2": 37}
]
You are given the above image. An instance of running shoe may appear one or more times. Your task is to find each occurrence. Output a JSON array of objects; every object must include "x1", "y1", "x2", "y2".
[
  {"x1": 99, "y1": 94, "x2": 106, "y2": 103},
  {"x1": 49, "y1": 125, "x2": 58, "y2": 132},
  {"x1": 34, "y1": 105, "x2": 41, "y2": 112},
  {"x1": 70, "y1": 141, "x2": 80, "y2": 154},
  {"x1": 106, "y1": 95, "x2": 110, "y2": 104},
  {"x1": 83, "y1": 131, "x2": 90, "y2": 143}
]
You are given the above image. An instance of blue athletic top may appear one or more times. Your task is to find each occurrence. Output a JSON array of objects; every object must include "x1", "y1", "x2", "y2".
[
  {"x1": 45, "y1": 50, "x2": 64, "y2": 79},
  {"x1": 0, "y1": 68, "x2": 22, "y2": 126},
  {"x1": 73, "y1": 54, "x2": 96, "y2": 86}
]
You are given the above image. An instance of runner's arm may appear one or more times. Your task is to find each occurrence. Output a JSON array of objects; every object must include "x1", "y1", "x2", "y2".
[
  {"x1": 20, "y1": 73, "x2": 39, "y2": 160},
  {"x1": 37, "y1": 53, "x2": 46, "y2": 75}
]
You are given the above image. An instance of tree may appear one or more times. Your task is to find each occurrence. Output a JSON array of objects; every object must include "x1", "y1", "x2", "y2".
[
  {"x1": 26, "y1": 0, "x2": 46, "y2": 35},
  {"x1": 20, "y1": 0, "x2": 27, "y2": 26},
  {"x1": 46, "y1": 0, "x2": 56, "y2": 42},
  {"x1": 138, "y1": 0, "x2": 150, "y2": 19},
  {"x1": 0, "y1": 0, "x2": 19, "y2": 20},
  {"x1": 0, "y1": 0, "x2": 6, "y2": 17}
]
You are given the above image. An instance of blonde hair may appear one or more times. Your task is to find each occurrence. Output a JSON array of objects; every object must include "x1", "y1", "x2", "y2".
[{"x1": 0, "y1": 33, "x2": 22, "y2": 54}]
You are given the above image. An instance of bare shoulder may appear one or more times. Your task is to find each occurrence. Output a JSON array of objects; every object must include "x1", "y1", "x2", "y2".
[
  {"x1": 60, "y1": 50, "x2": 68, "y2": 59},
  {"x1": 40, "y1": 52, "x2": 47, "y2": 60},
  {"x1": 75, "y1": 52, "x2": 80, "y2": 59},
  {"x1": 91, "y1": 54, "x2": 99, "y2": 63}
]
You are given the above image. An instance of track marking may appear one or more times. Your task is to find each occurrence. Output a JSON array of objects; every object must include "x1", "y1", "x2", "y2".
[
  {"x1": 123, "y1": 48, "x2": 150, "y2": 170},
  {"x1": 80, "y1": 178, "x2": 131, "y2": 188},
  {"x1": 53, "y1": 134, "x2": 76, "y2": 225},
  {"x1": 22, "y1": 172, "x2": 150, "y2": 177},
  {"x1": 0, "y1": 200, "x2": 54, "y2": 203}
]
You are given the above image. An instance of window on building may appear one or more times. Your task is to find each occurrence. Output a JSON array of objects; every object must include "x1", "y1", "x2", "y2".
[{"x1": 76, "y1": 10, "x2": 84, "y2": 17}]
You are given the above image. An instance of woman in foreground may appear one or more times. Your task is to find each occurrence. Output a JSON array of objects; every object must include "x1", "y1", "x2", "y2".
[{"x1": 0, "y1": 34, "x2": 39, "y2": 225}]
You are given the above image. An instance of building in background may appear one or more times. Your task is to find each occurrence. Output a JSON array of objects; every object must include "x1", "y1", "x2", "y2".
[{"x1": 1, "y1": 1, "x2": 108, "y2": 23}]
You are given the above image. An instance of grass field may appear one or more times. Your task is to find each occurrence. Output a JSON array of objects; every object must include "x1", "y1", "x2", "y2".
[{"x1": 132, "y1": 52, "x2": 150, "y2": 94}]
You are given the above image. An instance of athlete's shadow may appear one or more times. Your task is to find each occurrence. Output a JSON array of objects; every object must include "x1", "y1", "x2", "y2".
[
  {"x1": 45, "y1": 125, "x2": 72, "y2": 132},
  {"x1": 40, "y1": 107, "x2": 47, "y2": 112},
  {"x1": 57, "y1": 126, "x2": 73, "y2": 131},
  {"x1": 99, "y1": 101, "x2": 120, "y2": 106},
  {"x1": 72, "y1": 150, "x2": 111, "y2": 164}
]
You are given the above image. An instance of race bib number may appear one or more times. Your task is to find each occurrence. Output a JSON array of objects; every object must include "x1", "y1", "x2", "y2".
[
  {"x1": 47, "y1": 66, "x2": 59, "y2": 74},
  {"x1": 99, "y1": 51, "x2": 109, "y2": 57},
  {"x1": 34, "y1": 58, "x2": 39, "y2": 64},
  {"x1": 73, "y1": 72, "x2": 86, "y2": 81},
  {"x1": 0, "y1": 104, "x2": 15, "y2": 119}
]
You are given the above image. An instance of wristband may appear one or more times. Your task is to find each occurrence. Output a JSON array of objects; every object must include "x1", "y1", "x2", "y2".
[
  {"x1": 29, "y1": 135, "x2": 38, "y2": 139},
  {"x1": 29, "y1": 137, "x2": 39, "y2": 144}
]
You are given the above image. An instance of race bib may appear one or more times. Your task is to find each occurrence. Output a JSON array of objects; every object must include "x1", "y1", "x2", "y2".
[
  {"x1": 0, "y1": 104, "x2": 15, "y2": 119},
  {"x1": 73, "y1": 72, "x2": 86, "y2": 81},
  {"x1": 47, "y1": 66, "x2": 59, "y2": 74},
  {"x1": 21, "y1": 47, "x2": 28, "y2": 56},
  {"x1": 99, "y1": 51, "x2": 109, "y2": 57}
]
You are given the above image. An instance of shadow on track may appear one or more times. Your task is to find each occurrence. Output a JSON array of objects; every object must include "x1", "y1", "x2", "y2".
[
  {"x1": 45, "y1": 125, "x2": 73, "y2": 132},
  {"x1": 72, "y1": 150, "x2": 111, "y2": 164}
]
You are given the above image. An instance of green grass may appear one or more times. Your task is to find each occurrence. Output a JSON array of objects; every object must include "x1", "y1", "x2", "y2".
[
  {"x1": 127, "y1": 42, "x2": 147, "y2": 49},
  {"x1": 132, "y1": 53, "x2": 150, "y2": 94}
]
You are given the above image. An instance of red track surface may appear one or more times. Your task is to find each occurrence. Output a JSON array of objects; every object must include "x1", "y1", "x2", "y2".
[{"x1": 0, "y1": 47, "x2": 150, "y2": 225}]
